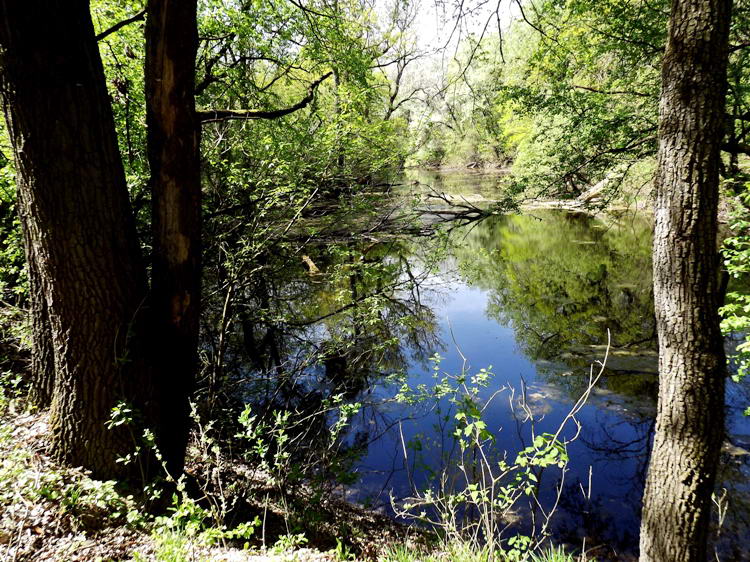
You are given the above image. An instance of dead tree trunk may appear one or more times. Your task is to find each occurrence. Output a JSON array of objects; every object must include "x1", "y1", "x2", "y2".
[{"x1": 145, "y1": 0, "x2": 202, "y2": 477}]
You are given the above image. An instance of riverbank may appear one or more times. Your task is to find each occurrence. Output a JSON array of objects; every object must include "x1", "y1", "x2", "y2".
[
  {"x1": 402, "y1": 166, "x2": 654, "y2": 216},
  {"x1": 0, "y1": 384, "x2": 594, "y2": 561},
  {"x1": 0, "y1": 398, "x2": 423, "y2": 561},
  {"x1": 406, "y1": 165, "x2": 742, "y2": 224}
]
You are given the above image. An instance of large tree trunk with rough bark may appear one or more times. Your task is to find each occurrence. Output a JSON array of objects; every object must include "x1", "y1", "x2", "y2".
[
  {"x1": 23, "y1": 243, "x2": 54, "y2": 407},
  {"x1": 0, "y1": 0, "x2": 158, "y2": 479},
  {"x1": 146, "y1": 0, "x2": 201, "y2": 478},
  {"x1": 639, "y1": 0, "x2": 732, "y2": 560}
]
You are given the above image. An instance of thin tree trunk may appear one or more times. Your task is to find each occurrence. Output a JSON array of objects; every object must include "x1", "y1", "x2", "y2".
[
  {"x1": 639, "y1": 0, "x2": 732, "y2": 560},
  {"x1": 0, "y1": 0, "x2": 157, "y2": 480},
  {"x1": 146, "y1": 0, "x2": 201, "y2": 478}
]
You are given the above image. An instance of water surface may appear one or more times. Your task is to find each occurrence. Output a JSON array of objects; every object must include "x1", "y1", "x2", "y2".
[{"x1": 231, "y1": 172, "x2": 750, "y2": 559}]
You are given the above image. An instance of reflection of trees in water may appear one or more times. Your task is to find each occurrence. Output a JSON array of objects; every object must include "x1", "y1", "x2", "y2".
[
  {"x1": 715, "y1": 458, "x2": 750, "y2": 561},
  {"x1": 459, "y1": 212, "x2": 654, "y2": 353},
  {"x1": 530, "y1": 409, "x2": 653, "y2": 559},
  {"x1": 448, "y1": 212, "x2": 749, "y2": 555},
  {"x1": 453, "y1": 211, "x2": 657, "y2": 404},
  {"x1": 550, "y1": 396, "x2": 749, "y2": 559},
  {"x1": 194, "y1": 206, "x2": 750, "y2": 553},
  {"x1": 554, "y1": 480, "x2": 639, "y2": 561},
  {"x1": 198, "y1": 231, "x2": 443, "y2": 479},
  {"x1": 552, "y1": 412, "x2": 748, "y2": 559}
]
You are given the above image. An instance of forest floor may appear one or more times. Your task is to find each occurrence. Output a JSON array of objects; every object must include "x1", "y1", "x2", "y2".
[{"x1": 0, "y1": 400, "x2": 425, "y2": 561}]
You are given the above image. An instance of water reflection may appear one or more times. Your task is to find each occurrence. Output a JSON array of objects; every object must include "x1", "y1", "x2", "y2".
[
  {"x1": 355, "y1": 209, "x2": 746, "y2": 559},
  {"x1": 200, "y1": 231, "x2": 444, "y2": 488},
  {"x1": 208, "y1": 183, "x2": 750, "y2": 558},
  {"x1": 405, "y1": 168, "x2": 509, "y2": 203}
]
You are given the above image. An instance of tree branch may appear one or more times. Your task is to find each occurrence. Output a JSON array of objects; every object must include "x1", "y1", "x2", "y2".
[
  {"x1": 195, "y1": 37, "x2": 235, "y2": 96},
  {"x1": 722, "y1": 142, "x2": 750, "y2": 155},
  {"x1": 572, "y1": 84, "x2": 652, "y2": 97},
  {"x1": 286, "y1": 0, "x2": 335, "y2": 19},
  {"x1": 197, "y1": 72, "x2": 332, "y2": 123},
  {"x1": 95, "y1": 9, "x2": 146, "y2": 42}
]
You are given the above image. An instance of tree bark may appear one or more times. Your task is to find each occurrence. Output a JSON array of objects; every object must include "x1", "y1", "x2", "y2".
[
  {"x1": 0, "y1": 0, "x2": 158, "y2": 479},
  {"x1": 23, "y1": 245, "x2": 54, "y2": 407},
  {"x1": 639, "y1": 0, "x2": 732, "y2": 560},
  {"x1": 146, "y1": 0, "x2": 201, "y2": 477},
  {"x1": 17, "y1": 202, "x2": 55, "y2": 407}
]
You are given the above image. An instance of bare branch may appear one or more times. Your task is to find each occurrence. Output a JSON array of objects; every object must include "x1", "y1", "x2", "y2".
[
  {"x1": 197, "y1": 72, "x2": 332, "y2": 123},
  {"x1": 286, "y1": 0, "x2": 335, "y2": 19},
  {"x1": 572, "y1": 84, "x2": 652, "y2": 97},
  {"x1": 95, "y1": 9, "x2": 146, "y2": 42}
]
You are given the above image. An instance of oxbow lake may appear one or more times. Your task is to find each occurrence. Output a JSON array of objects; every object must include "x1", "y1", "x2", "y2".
[
  {"x1": 239, "y1": 170, "x2": 750, "y2": 560},
  {"x1": 344, "y1": 171, "x2": 750, "y2": 559}
]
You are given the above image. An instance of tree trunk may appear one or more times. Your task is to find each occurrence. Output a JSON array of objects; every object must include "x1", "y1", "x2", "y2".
[
  {"x1": 0, "y1": 0, "x2": 157, "y2": 479},
  {"x1": 146, "y1": 0, "x2": 201, "y2": 477},
  {"x1": 22, "y1": 240, "x2": 54, "y2": 407},
  {"x1": 639, "y1": 1, "x2": 732, "y2": 560}
]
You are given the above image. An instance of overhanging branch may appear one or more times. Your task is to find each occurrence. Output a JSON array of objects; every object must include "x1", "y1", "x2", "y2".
[
  {"x1": 96, "y1": 9, "x2": 147, "y2": 42},
  {"x1": 197, "y1": 72, "x2": 332, "y2": 124}
]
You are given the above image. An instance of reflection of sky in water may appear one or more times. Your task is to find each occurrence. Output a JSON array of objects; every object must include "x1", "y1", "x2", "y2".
[
  {"x1": 352, "y1": 278, "x2": 648, "y2": 553},
  {"x1": 345, "y1": 205, "x2": 750, "y2": 558}
]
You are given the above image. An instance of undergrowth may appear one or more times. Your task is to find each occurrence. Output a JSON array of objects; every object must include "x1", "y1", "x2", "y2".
[
  {"x1": 0, "y1": 383, "x2": 592, "y2": 561},
  {"x1": 0, "y1": 303, "x2": 594, "y2": 561}
]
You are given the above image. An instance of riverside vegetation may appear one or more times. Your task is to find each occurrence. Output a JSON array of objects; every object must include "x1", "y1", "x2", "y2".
[{"x1": 1, "y1": 0, "x2": 750, "y2": 561}]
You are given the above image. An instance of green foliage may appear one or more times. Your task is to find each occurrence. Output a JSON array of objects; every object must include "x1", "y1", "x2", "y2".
[
  {"x1": 132, "y1": 531, "x2": 195, "y2": 562},
  {"x1": 332, "y1": 537, "x2": 357, "y2": 561},
  {"x1": 0, "y1": 414, "x2": 148, "y2": 541},
  {"x1": 382, "y1": 543, "x2": 494, "y2": 562},
  {"x1": 720, "y1": 292, "x2": 750, "y2": 384},
  {"x1": 154, "y1": 489, "x2": 261, "y2": 547},
  {"x1": 106, "y1": 400, "x2": 266, "y2": 550},
  {"x1": 0, "y1": 369, "x2": 23, "y2": 416},
  {"x1": 272, "y1": 532, "x2": 309, "y2": 553},
  {"x1": 392, "y1": 355, "x2": 585, "y2": 561},
  {"x1": 529, "y1": 545, "x2": 584, "y2": 562},
  {"x1": 410, "y1": 0, "x2": 664, "y2": 189},
  {"x1": 721, "y1": 188, "x2": 750, "y2": 413},
  {"x1": 92, "y1": 1, "x2": 150, "y2": 217},
  {"x1": 0, "y1": 135, "x2": 24, "y2": 303},
  {"x1": 235, "y1": 395, "x2": 362, "y2": 488},
  {"x1": 411, "y1": 37, "x2": 509, "y2": 168},
  {"x1": 410, "y1": 0, "x2": 750, "y2": 205}
]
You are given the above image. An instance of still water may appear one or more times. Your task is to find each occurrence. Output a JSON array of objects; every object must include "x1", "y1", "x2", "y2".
[
  {"x1": 235, "y1": 171, "x2": 750, "y2": 559},
  {"x1": 339, "y1": 172, "x2": 749, "y2": 560}
]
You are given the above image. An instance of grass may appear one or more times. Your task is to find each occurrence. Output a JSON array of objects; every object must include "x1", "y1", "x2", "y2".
[{"x1": 382, "y1": 543, "x2": 590, "y2": 562}]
